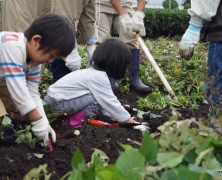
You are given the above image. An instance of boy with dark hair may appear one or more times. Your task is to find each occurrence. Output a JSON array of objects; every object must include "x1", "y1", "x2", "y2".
[{"x1": 0, "y1": 14, "x2": 75, "y2": 146}]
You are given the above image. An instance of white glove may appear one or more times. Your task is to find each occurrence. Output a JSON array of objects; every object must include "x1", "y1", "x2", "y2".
[
  {"x1": 119, "y1": 13, "x2": 133, "y2": 35},
  {"x1": 179, "y1": 21, "x2": 203, "y2": 60},
  {"x1": 132, "y1": 11, "x2": 146, "y2": 36},
  {"x1": 133, "y1": 124, "x2": 150, "y2": 132},
  {"x1": 31, "y1": 117, "x2": 56, "y2": 147},
  {"x1": 65, "y1": 47, "x2": 82, "y2": 71}
]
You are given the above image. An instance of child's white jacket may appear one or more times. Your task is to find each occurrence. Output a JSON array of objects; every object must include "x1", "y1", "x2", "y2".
[
  {"x1": 47, "y1": 67, "x2": 131, "y2": 122},
  {"x1": 0, "y1": 32, "x2": 46, "y2": 117}
]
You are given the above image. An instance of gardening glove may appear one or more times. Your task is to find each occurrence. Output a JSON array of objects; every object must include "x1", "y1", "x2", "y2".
[
  {"x1": 31, "y1": 117, "x2": 56, "y2": 147},
  {"x1": 133, "y1": 124, "x2": 150, "y2": 132},
  {"x1": 132, "y1": 11, "x2": 146, "y2": 36},
  {"x1": 179, "y1": 21, "x2": 203, "y2": 60},
  {"x1": 119, "y1": 13, "x2": 133, "y2": 35}
]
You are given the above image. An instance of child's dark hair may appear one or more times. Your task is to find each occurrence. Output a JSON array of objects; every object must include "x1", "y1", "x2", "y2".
[
  {"x1": 24, "y1": 14, "x2": 75, "y2": 57},
  {"x1": 90, "y1": 38, "x2": 132, "y2": 79}
]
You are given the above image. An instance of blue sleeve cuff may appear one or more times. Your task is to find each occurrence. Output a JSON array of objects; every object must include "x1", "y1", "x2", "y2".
[{"x1": 189, "y1": 21, "x2": 203, "y2": 32}]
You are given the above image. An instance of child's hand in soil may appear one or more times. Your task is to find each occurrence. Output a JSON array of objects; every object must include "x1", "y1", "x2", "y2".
[{"x1": 123, "y1": 117, "x2": 139, "y2": 124}]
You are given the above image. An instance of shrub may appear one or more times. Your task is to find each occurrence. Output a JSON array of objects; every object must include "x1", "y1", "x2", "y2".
[
  {"x1": 163, "y1": 0, "x2": 179, "y2": 9},
  {"x1": 143, "y1": 8, "x2": 190, "y2": 38}
]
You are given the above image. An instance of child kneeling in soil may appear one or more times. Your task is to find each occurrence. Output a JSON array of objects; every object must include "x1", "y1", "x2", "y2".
[
  {"x1": 45, "y1": 38, "x2": 136, "y2": 127},
  {"x1": 0, "y1": 14, "x2": 75, "y2": 146}
]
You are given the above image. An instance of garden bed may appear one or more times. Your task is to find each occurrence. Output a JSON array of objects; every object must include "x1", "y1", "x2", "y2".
[
  {"x1": 0, "y1": 38, "x2": 213, "y2": 179},
  {"x1": 0, "y1": 89, "x2": 209, "y2": 180}
]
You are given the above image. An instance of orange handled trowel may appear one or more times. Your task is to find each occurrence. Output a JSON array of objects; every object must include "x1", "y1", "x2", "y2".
[{"x1": 88, "y1": 119, "x2": 149, "y2": 132}]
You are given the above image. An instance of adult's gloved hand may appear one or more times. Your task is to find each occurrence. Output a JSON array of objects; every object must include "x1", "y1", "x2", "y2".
[
  {"x1": 179, "y1": 21, "x2": 203, "y2": 60},
  {"x1": 31, "y1": 117, "x2": 56, "y2": 147},
  {"x1": 119, "y1": 13, "x2": 133, "y2": 34},
  {"x1": 132, "y1": 11, "x2": 146, "y2": 36}
]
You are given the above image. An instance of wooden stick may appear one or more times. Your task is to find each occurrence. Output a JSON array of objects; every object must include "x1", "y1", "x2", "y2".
[{"x1": 135, "y1": 34, "x2": 177, "y2": 100}]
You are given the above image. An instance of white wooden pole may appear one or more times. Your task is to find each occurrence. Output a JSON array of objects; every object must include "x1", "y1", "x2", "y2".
[{"x1": 135, "y1": 34, "x2": 177, "y2": 100}]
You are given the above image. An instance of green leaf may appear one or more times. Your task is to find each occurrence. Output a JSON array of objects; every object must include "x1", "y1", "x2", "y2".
[
  {"x1": 203, "y1": 158, "x2": 222, "y2": 176},
  {"x1": 96, "y1": 166, "x2": 115, "y2": 180},
  {"x1": 139, "y1": 132, "x2": 157, "y2": 164},
  {"x1": 150, "y1": 113, "x2": 162, "y2": 119},
  {"x1": 2, "y1": 116, "x2": 12, "y2": 126},
  {"x1": 24, "y1": 164, "x2": 51, "y2": 180},
  {"x1": 161, "y1": 166, "x2": 210, "y2": 180},
  {"x1": 183, "y1": 149, "x2": 196, "y2": 164},
  {"x1": 114, "y1": 147, "x2": 145, "y2": 180},
  {"x1": 68, "y1": 168, "x2": 83, "y2": 180},
  {"x1": 157, "y1": 152, "x2": 184, "y2": 168},
  {"x1": 71, "y1": 149, "x2": 86, "y2": 170},
  {"x1": 34, "y1": 153, "x2": 44, "y2": 159},
  {"x1": 195, "y1": 148, "x2": 213, "y2": 166},
  {"x1": 188, "y1": 164, "x2": 212, "y2": 179}
]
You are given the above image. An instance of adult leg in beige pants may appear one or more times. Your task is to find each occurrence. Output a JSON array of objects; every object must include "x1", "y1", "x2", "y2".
[
  {"x1": 50, "y1": 0, "x2": 97, "y2": 82},
  {"x1": 96, "y1": 3, "x2": 151, "y2": 93},
  {"x1": 0, "y1": 0, "x2": 50, "y2": 31}
]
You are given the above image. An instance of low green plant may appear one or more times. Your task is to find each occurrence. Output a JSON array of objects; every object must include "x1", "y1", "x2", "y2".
[
  {"x1": 133, "y1": 38, "x2": 207, "y2": 111},
  {"x1": 25, "y1": 122, "x2": 222, "y2": 179}
]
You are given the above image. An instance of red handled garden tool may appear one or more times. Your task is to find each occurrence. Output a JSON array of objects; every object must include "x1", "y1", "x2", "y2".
[
  {"x1": 134, "y1": 34, "x2": 177, "y2": 100},
  {"x1": 88, "y1": 119, "x2": 149, "y2": 132},
  {"x1": 48, "y1": 135, "x2": 53, "y2": 152}
]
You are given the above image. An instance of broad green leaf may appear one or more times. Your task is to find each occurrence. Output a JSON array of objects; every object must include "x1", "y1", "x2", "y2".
[
  {"x1": 34, "y1": 153, "x2": 44, "y2": 159},
  {"x1": 203, "y1": 158, "x2": 222, "y2": 176},
  {"x1": 96, "y1": 169, "x2": 113, "y2": 180},
  {"x1": 183, "y1": 149, "x2": 196, "y2": 164},
  {"x1": 24, "y1": 164, "x2": 51, "y2": 180},
  {"x1": 195, "y1": 139, "x2": 212, "y2": 154},
  {"x1": 114, "y1": 147, "x2": 145, "y2": 180},
  {"x1": 2, "y1": 116, "x2": 12, "y2": 126},
  {"x1": 139, "y1": 132, "x2": 157, "y2": 164},
  {"x1": 160, "y1": 169, "x2": 178, "y2": 180},
  {"x1": 149, "y1": 113, "x2": 162, "y2": 119},
  {"x1": 96, "y1": 165, "x2": 115, "y2": 180},
  {"x1": 92, "y1": 148, "x2": 109, "y2": 167},
  {"x1": 68, "y1": 168, "x2": 83, "y2": 180},
  {"x1": 83, "y1": 155, "x2": 104, "y2": 179},
  {"x1": 195, "y1": 148, "x2": 213, "y2": 166},
  {"x1": 71, "y1": 149, "x2": 86, "y2": 170},
  {"x1": 161, "y1": 166, "x2": 210, "y2": 180},
  {"x1": 157, "y1": 152, "x2": 184, "y2": 168},
  {"x1": 188, "y1": 164, "x2": 212, "y2": 179}
]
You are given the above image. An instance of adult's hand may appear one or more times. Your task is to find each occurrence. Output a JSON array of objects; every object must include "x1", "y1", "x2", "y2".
[
  {"x1": 179, "y1": 21, "x2": 203, "y2": 60},
  {"x1": 132, "y1": 11, "x2": 146, "y2": 36},
  {"x1": 119, "y1": 13, "x2": 133, "y2": 34}
]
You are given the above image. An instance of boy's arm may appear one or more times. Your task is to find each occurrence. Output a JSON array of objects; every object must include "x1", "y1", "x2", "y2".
[
  {"x1": 179, "y1": 0, "x2": 220, "y2": 60},
  {"x1": 0, "y1": 45, "x2": 56, "y2": 146}
]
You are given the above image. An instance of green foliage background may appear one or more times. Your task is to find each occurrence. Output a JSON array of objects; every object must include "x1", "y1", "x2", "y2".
[{"x1": 162, "y1": 0, "x2": 179, "y2": 9}]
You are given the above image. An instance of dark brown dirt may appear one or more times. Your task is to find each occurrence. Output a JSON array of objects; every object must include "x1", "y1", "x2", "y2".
[{"x1": 0, "y1": 89, "x2": 209, "y2": 180}]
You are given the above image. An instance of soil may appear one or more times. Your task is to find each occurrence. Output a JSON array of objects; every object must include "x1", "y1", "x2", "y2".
[{"x1": 0, "y1": 89, "x2": 209, "y2": 180}]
